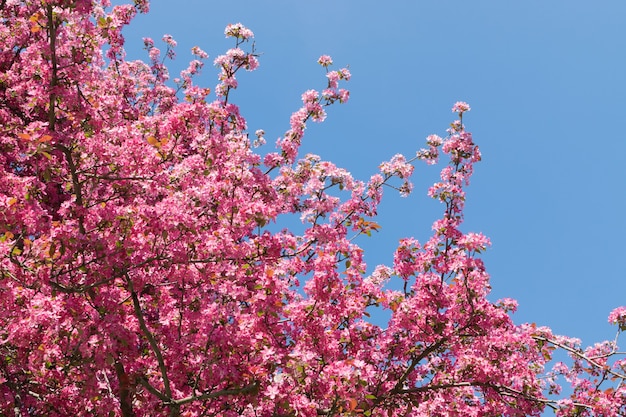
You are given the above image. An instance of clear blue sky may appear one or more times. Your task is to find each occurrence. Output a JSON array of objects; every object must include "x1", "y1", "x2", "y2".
[{"x1": 118, "y1": 1, "x2": 626, "y2": 354}]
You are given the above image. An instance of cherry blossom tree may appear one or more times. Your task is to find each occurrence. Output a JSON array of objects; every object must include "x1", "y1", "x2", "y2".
[{"x1": 1, "y1": 1, "x2": 625, "y2": 416}]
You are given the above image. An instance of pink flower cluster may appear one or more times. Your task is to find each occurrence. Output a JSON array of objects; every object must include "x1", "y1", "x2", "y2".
[
  {"x1": 452, "y1": 101, "x2": 471, "y2": 113},
  {"x1": 609, "y1": 306, "x2": 626, "y2": 328},
  {"x1": 379, "y1": 154, "x2": 414, "y2": 196},
  {"x1": 224, "y1": 22, "x2": 254, "y2": 40},
  {"x1": 213, "y1": 26, "x2": 259, "y2": 98},
  {"x1": 317, "y1": 54, "x2": 333, "y2": 67},
  {"x1": 270, "y1": 55, "x2": 351, "y2": 166},
  {"x1": 301, "y1": 89, "x2": 326, "y2": 122},
  {"x1": 326, "y1": 67, "x2": 351, "y2": 88}
]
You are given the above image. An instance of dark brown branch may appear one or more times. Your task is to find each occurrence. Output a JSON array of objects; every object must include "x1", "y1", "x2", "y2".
[
  {"x1": 128, "y1": 277, "x2": 172, "y2": 399},
  {"x1": 114, "y1": 359, "x2": 135, "y2": 417},
  {"x1": 137, "y1": 376, "x2": 170, "y2": 402},
  {"x1": 391, "y1": 338, "x2": 447, "y2": 394},
  {"x1": 56, "y1": 143, "x2": 86, "y2": 235}
]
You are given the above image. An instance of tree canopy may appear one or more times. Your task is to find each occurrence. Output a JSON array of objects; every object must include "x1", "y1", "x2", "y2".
[{"x1": 1, "y1": 1, "x2": 625, "y2": 416}]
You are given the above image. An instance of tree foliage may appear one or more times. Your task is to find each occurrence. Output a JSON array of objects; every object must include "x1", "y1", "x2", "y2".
[{"x1": 1, "y1": 1, "x2": 625, "y2": 416}]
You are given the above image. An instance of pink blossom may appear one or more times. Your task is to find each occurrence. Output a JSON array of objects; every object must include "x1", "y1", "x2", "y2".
[
  {"x1": 143, "y1": 37, "x2": 154, "y2": 49},
  {"x1": 608, "y1": 306, "x2": 626, "y2": 327},
  {"x1": 366, "y1": 265, "x2": 393, "y2": 286},
  {"x1": 448, "y1": 119, "x2": 464, "y2": 133},
  {"x1": 338, "y1": 88, "x2": 349, "y2": 103},
  {"x1": 162, "y1": 34, "x2": 177, "y2": 47},
  {"x1": 426, "y1": 134, "x2": 443, "y2": 147},
  {"x1": 452, "y1": 101, "x2": 471, "y2": 113},
  {"x1": 301, "y1": 89, "x2": 319, "y2": 103},
  {"x1": 133, "y1": 0, "x2": 149, "y2": 12},
  {"x1": 213, "y1": 54, "x2": 229, "y2": 67},
  {"x1": 496, "y1": 298, "x2": 519, "y2": 313},
  {"x1": 317, "y1": 55, "x2": 333, "y2": 67},
  {"x1": 224, "y1": 22, "x2": 254, "y2": 39},
  {"x1": 379, "y1": 154, "x2": 414, "y2": 179},
  {"x1": 148, "y1": 46, "x2": 160, "y2": 62},
  {"x1": 246, "y1": 55, "x2": 259, "y2": 70},
  {"x1": 326, "y1": 71, "x2": 340, "y2": 88},
  {"x1": 191, "y1": 45, "x2": 208, "y2": 59},
  {"x1": 226, "y1": 47, "x2": 245, "y2": 60},
  {"x1": 458, "y1": 232, "x2": 491, "y2": 252}
]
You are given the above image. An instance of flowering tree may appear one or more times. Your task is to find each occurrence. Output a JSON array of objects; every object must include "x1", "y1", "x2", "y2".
[{"x1": 1, "y1": 1, "x2": 625, "y2": 416}]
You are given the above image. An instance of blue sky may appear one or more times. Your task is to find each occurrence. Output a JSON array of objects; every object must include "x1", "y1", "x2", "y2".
[{"x1": 118, "y1": 1, "x2": 626, "y2": 357}]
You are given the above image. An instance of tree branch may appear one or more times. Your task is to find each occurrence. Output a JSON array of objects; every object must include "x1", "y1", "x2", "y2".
[
  {"x1": 127, "y1": 277, "x2": 173, "y2": 399},
  {"x1": 534, "y1": 335, "x2": 626, "y2": 380},
  {"x1": 172, "y1": 382, "x2": 259, "y2": 406}
]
